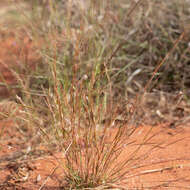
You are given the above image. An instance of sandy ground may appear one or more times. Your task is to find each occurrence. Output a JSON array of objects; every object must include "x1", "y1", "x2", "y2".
[{"x1": 0, "y1": 118, "x2": 190, "y2": 189}]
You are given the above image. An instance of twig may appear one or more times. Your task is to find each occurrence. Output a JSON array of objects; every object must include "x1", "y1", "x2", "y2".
[
  {"x1": 126, "y1": 163, "x2": 190, "y2": 179},
  {"x1": 38, "y1": 165, "x2": 59, "y2": 190},
  {"x1": 143, "y1": 31, "x2": 185, "y2": 93}
]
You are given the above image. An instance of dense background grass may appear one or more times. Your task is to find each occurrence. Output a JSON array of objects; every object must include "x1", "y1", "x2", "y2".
[
  {"x1": 22, "y1": 0, "x2": 190, "y2": 97},
  {"x1": 12, "y1": 0, "x2": 189, "y2": 127}
]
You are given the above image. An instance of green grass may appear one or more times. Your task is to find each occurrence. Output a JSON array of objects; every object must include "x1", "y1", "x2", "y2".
[
  {"x1": 9, "y1": 0, "x2": 190, "y2": 98},
  {"x1": 1, "y1": 0, "x2": 190, "y2": 189}
]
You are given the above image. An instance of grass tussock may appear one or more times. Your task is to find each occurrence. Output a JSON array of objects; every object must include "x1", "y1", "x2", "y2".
[{"x1": 1, "y1": 0, "x2": 190, "y2": 189}]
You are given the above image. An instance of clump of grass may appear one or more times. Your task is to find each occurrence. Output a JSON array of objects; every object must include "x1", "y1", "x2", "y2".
[
  {"x1": 18, "y1": 1, "x2": 145, "y2": 188},
  {"x1": 41, "y1": 29, "x2": 132, "y2": 188},
  {"x1": 5, "y1": 0, "x2": 189, "y2": 189},
  {"x1": 44, "y1": 50, "x2": 139, "y2": 189}
]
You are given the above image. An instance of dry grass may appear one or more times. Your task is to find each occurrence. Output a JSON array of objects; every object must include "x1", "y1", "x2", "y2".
[{"x1": 1, "y1": 0, "x2": 190, "y2": 189}]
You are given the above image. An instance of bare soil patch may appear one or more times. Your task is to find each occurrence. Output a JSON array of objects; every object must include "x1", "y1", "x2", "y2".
[{"x1": 0, "y1": 119, "x2": 190, "y2": 189}]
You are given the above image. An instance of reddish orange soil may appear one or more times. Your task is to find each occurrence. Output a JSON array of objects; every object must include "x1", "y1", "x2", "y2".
[
  {"x1": 0, "y1": 119, "x2": 190, "y2": 189},
  {"x1": 0, "y1": 30, "x2": 40, "y2": 99},
  {"x1": 0, "y1": 23, "x2": 190, "y2": 190}
]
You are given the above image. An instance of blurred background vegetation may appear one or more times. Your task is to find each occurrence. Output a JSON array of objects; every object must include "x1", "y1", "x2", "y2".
[
  {"x1": 22, "y1": 0, "x2": 190, "y2": 98},
  {"x1": 0, "y1": 0, "x2": 190, "y2": 126}
]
